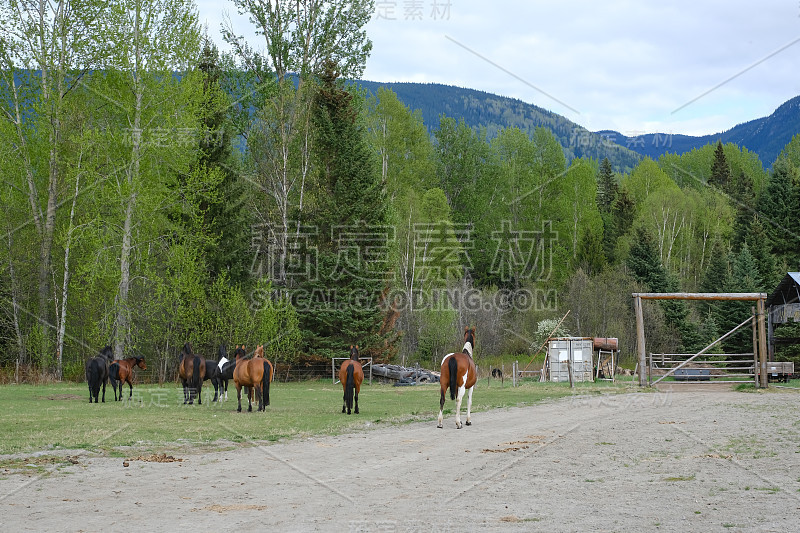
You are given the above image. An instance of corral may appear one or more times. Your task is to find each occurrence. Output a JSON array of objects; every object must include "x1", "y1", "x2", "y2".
[{"x1": 2, "y1": 384, "x2": 798, "y2": 532}]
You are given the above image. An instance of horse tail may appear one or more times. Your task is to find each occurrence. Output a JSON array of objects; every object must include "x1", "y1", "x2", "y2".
[
  {"x1": 192, "y1": 355, "x2": 202, "y2": 397},
  {"x1": 109, "y1": 362, "x2": 120, "y2": 382},
  {"x1": 89, "y1": 359, "x2": 99, "y2": 394},
  {"x1": 448, "y1": 356, "x2": 458, "y2": 401},
  {"x1": 262, "y1": 360, "x2": 271, "y2": 407},
  {"x1": 345, "y1": 364, "x2": 355, "y2": 412}
]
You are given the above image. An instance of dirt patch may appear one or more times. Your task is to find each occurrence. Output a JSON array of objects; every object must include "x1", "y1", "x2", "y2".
[
  {"x1": 40, "y1": 394, "x2": 82, "y2": 401},
  {"x1": 126, "y1": 453, "x2": 183, "y2": 463},
  {"x1": 2, "y1": 389, "x2": 799, "y2": 532}
]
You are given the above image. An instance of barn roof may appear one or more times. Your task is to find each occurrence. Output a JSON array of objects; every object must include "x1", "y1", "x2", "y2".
[{"x1": 766, "y1": 272, "x2": 800, "y2": 307}]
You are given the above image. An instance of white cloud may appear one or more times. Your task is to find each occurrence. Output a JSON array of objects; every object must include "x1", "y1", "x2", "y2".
[{"x1": 196, "y1": 0, "x2": 800, "y2": 136}]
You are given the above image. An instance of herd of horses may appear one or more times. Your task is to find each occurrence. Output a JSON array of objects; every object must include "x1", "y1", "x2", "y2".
[{"x1": 84, "y1": 327, "x2": 479, "y2": 429}]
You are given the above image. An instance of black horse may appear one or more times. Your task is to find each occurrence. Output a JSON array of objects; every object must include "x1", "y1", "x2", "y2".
[
  {"x1": 203, "y1": 358, "x2": 224, "y2": 402},
  {"x1": 217, "y1": 343, "x2": 238, "y2": 401},
  {"x1": 85, "y1": 345, "x2": 113, "y2": 403}
]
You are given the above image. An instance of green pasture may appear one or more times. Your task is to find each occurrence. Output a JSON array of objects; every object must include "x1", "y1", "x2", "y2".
[{"x1": 0, "y1": 379, "x2": 634, "y2": 455}]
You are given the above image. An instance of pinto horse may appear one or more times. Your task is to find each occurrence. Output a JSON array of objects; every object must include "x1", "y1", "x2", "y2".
[
  {"x1": 233, "y1": 345, "x2": 273, "y2": 412},
  {"x1": 85, "y1": 345, "x2": 113, "y2": 403},
  {"x1": 339, "y1": 345, "x2": 364, "y2": 415},
  {"x1": 178, "y1": 342, "x2": 206, "y2": 405},
  {"x1": 217, "y1": 343, "x2": 237, "y2": 401},
  {"x1": 109, "y1": 356, "x2": 147, "y2": 401},
  {"x1": 437, "y1": 327, "x2": 477, "y2": 429}
]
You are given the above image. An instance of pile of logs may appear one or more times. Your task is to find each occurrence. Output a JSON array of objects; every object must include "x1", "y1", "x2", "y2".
[{"x1": 372, "y1": 364, "x2": 440, "y2": 386}]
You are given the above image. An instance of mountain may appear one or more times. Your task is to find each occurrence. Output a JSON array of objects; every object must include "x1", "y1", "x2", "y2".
[
  {"x1": 597, "y1": 96, "x2": 800, "y2": 167},
  {"x1": 355, "y1": 80, "x2": 800, "y2": 170},
  {"x1": 355, "y1": 80, "x2": 642, "y2": 172}
]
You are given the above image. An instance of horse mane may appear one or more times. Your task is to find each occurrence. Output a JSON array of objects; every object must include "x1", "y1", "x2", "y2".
[
  {"x1": 462, "y1": 327, "x2": 476, "y2": 357},
  {"x1": 100, "y1": 345, "x2": 113, "y2": 360},
  {"x1": 218, "y1": 343, "x2": 227, "y2": 361}
]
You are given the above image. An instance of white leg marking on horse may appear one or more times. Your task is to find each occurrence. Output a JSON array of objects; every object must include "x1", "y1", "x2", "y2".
[
  {"x1": 466, "y1": 386, "x2": 474, "y2": 425},
  {"x1": 437, "y1": 409, "x2": 444, "y2": 427},
  {"x1": 455, "y1": 384, "x2": 466, "y2": 428}
]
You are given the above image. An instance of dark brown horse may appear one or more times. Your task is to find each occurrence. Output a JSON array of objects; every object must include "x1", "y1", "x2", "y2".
[
  {"x1": 178, "y1": 342, "x2": 206, "y2": 405},
  {"x1": 233, "y1": 344, "x2": 273, "y2": 412},
  {"x1": 85, "y1": 345, "x2": 113, "y2": 403},
  {"x1": 438, "y1": 327, "x2": 477, "y2": 429},
  {"x1": 339, "y1": 345, "x2": 364, "y2": 415},
  {"x1": 109, "y1": 356, "x2": 147, "y2": 401}
]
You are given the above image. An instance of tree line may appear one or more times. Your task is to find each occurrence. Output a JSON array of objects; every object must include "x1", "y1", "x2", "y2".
[{"x1": 2, "y1": 0, "x2": 799, "y2": 382}]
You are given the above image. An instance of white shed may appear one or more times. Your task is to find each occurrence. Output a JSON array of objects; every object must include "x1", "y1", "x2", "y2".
[{"x1": 547, "y1": 337, "x2": 594, "y2": 382}]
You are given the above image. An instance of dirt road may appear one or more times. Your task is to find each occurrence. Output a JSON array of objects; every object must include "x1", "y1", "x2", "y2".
[{"x1": 2, "y1": 388, "x2": 799, "y2": 532}]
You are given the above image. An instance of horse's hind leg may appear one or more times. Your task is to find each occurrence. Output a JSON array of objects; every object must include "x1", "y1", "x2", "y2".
[
  {"x1": 465, "y1": 386, "x2": 474, "y2": 426},
  {"x1": 454, "y1": 384, "x2": 466, "y2": 429},
  {"x1": 437, "y1": 388, "x2": 445, "y2": 428}
]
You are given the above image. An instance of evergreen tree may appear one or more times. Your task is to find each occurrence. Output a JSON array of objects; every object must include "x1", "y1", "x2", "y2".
[
  {"x1": 627, "y1": 227, "x2": 700, "y2": 351},
  {"x1": 745, "y1": 215, "x2": 779, "y2": 289},
  {"x1": 184, "y1": 41, "x2": 252, "y2": 284},
  {"x1": 709, "y1": 141, "x2": 731, "y2": 193},
  {"x1": 604, "y1": 188, "x2": 635, "y2": 264},
  {"x1": 759, "y1": 157, "x2": 800, "y2": 268},
  {"x1": 730, "y1": 169, "x2": 755, "y2": 252},
  {"x1": 597, "y1": 157, "x2": 617, "y2": 214},
  {"x1": 297, "y1": 60, "x2": 393, "y2": 359},
  {"x1": 575, "y1": 223, "x2": 605, "y2": 276},
  {"x1": 723, "y1": 243, "x2": 762, "y2": 354}
]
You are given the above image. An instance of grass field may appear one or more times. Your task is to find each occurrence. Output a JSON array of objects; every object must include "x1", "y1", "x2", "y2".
[{"x1": 0, "y1": 378, "x2": 635, "y2": 455}]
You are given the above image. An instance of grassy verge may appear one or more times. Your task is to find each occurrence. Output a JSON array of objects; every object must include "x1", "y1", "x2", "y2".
[{"x1": 0, "y1": 379, "x2": 636, "y2": 455}]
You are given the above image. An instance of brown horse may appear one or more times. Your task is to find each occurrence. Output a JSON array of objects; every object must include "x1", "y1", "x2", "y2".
[
  {"x1": 438, "y1": 327, "x2": 477, "y2": 429},
  {"x1": 109, "y1": 356, "x2": 147, "y2": 401},
  {"x1": 178, "y1": 342, "x2": 206, "y2": 405},
  {"x1": 233, "y1": 345, "x2": 274, "y2": 412},
  {"x1": 339, "y1": 345, "x2": 364, "y2": 415}
]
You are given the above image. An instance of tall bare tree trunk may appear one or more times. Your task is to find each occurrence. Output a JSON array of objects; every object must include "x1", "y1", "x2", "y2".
[
  {"x1": 115, "y1": 6, "x2": 142, "y2": 360},
  {"x1": 56, "y1": 173, "x2": 81, "y2": 379}
]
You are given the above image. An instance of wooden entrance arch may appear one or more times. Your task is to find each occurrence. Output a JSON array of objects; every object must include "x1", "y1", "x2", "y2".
[{"x1": 632, "y1": 292, "x2": 769, "y2": 388}]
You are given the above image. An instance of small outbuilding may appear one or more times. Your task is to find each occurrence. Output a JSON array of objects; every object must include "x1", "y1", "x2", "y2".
[
  {"x1": 766, "y1": 272, "x2": 800, "y2": 367},
  {"x1": 547, "y1": 337, "x2": 594, "y2": 382}
]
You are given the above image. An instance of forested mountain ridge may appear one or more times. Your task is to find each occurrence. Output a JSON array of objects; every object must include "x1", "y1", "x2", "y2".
[
  {"x1": 355, "y1": 80, "x2": 643, "y2": 172},
  {"x1": 356, "y1": 80, "x2": 800, "y2": 169},
  {"x1": 597, "y1": 96, "x2": 800, "y2": 167}
]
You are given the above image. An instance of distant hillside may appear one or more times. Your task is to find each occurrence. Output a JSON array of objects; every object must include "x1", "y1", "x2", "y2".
[
  {"x1": 355, "y1": 80, "x2": 642, "y2": 172},
  {"x1": 597, "y1": 96, "x2": 800, "y2": 167},
  {"x1": 356, "y1": 80, "x2": 800, "y2": 170}
]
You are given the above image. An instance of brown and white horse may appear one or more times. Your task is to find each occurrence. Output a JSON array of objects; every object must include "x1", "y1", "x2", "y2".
[
  {"x1": 339, "y1": 345, "x2": 364, "y2": 415},
  {"x1": 437, "y1": 327, "x2": 477, "y2": 429}
]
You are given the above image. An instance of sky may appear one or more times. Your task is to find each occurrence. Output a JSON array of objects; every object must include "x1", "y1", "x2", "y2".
[{"x1": 196, "y1": 0, "x2": 800, "y2": 137}]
